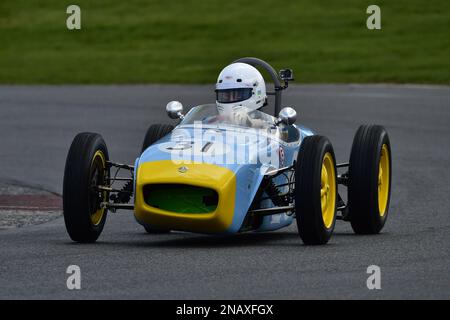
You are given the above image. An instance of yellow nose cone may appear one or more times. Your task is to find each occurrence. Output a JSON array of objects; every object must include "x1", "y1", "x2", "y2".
[{"x1": 134, "y1": 160, "x2": 236, "y2": 233}]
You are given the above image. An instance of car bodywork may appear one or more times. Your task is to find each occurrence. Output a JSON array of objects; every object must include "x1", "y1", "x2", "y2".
[{"x1": 133, "y1": 105, "x2": 314, "y2": 234}]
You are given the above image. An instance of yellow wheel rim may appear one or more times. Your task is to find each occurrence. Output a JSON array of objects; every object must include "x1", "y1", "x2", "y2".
[
  {"x1": 378, "y1": 144, "x2": 390, "y2": 216},
  {"x1": 320, "y1": 152, "x2": 336, "y2": 229},
  {"x1": 90, "y1": 150, "x2": 107, "y2": 226}
]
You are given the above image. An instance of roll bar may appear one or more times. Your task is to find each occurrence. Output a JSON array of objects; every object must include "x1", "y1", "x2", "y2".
[{"x1": 233, "y1": 57, "x2": 285, "y2": 116}]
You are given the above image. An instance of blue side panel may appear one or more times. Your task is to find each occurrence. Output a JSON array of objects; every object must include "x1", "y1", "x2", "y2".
[
  {"x1": 227, "y1": 164, "x2": 265, "y2": 233},
  {"x1": 253, "y1": 125, "x2": 314, "y2": 232},
  {"x1": 254, "y1": 143, "x2": 297, "y2": 232}
]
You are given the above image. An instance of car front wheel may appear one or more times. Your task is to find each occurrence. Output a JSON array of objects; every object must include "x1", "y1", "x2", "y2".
[
  {"x1": 295, "y1": 135, "x2": 338, "y2": 245},
  {"x1": 63, "y1": 132, "x2": 110, "y2": 243}
]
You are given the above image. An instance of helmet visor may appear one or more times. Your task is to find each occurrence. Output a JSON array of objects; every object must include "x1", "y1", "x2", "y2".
[{"x1": 216, "y1": 88, "x2": 253, "y2": 104}]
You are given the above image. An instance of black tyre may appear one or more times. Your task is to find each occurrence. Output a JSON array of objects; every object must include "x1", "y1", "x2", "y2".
[
  {"x1": 63, "y1": 133, "x2": 110, "y2": 243},
  {"x1": 141, "y1": 124, "x2": 174, "y2": 153},
  {"x1": 141, "y1": 124, "x2": 174, "y2": 234},
  {"x1": 348, "y1": 125, "x2": 392, "y2": 234},
  {"x1": 295, "y1": 136, "x2": 338, "y2": 245}
]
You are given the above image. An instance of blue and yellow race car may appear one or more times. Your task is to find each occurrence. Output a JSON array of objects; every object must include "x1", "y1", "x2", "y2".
[{"x1": 63, "y1": 58, "x2": 392, "y2": 245}]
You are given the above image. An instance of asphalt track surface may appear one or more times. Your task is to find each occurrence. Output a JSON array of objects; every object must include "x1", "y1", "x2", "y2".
[{"x1": 0, "y1": 84, "x2": 449, "y2": 299}]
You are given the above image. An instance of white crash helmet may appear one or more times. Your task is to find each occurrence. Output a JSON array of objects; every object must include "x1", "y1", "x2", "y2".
[{"x1": 215, "y1": 63, "x2": 267, "y2": 114}]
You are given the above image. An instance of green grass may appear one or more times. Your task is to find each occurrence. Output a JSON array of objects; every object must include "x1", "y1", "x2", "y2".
[{"x1": 0, "y1": 0, "x2": 449, "y2": 84}]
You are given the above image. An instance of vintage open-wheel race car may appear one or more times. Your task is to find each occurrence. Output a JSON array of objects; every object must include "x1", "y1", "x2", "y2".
[{"x1": 63, "y1": 57, "x2": 392, "y2": 245}]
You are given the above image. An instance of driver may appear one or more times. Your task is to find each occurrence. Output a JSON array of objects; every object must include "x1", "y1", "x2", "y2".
[{"x1": 215, "y1": 63, "x2": 268, "y2": 128}]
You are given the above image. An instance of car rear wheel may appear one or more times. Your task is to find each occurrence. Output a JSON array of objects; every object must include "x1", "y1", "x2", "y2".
[
  {"x1": 348, "y1": 125, "x2": 392, "y2": 234},
  {"x1": 141, "y1": 124, "x2": 174, "y2": 234},
  {"x1": 63, "y1": 133, "x2": 110, "y2": 243},
  {"x1": 295, "y1": 135, "x2": 337, "y2": 245},
  {"x1": 141, "y1": 124, "x2": 174, "y2": 153}
]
